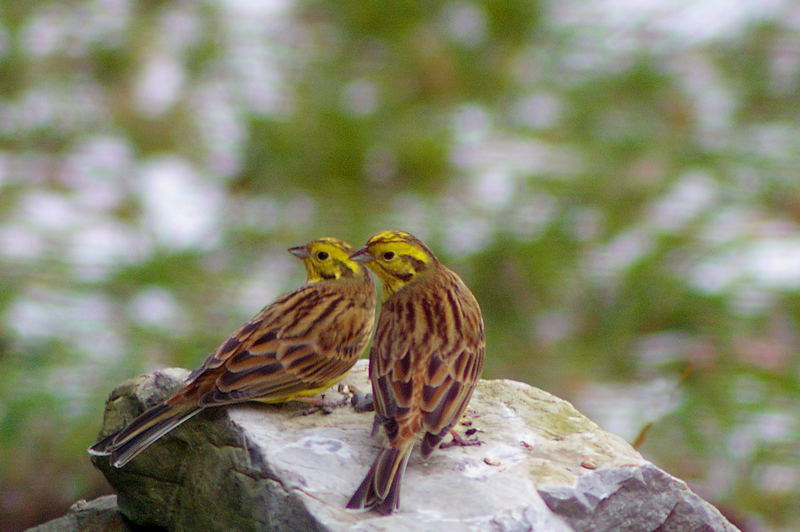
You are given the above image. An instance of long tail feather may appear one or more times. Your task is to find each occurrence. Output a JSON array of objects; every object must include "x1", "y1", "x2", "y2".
[
  {"x1": 88, "y1": 402, "x2": 203, "y2": 468},
  {"x1": 346, "y1": 442, "x2": 413, "y2": 514},
  {"x1": 421, "y1": 423, "x2": 454, "y2": 457}
]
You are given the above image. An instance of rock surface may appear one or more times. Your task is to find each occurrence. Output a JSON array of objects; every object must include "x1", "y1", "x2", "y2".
[
  {"x1": 88, "y1": 360, "x2": 738, "y2": 532},
  {"x1": 26, "y1": 495, "x2": 130, "y2": 532}
]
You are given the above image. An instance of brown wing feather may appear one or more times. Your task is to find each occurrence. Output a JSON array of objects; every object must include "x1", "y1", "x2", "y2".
[{"x1": 173, "y1": 279, "x2": 374, "y2": 406}]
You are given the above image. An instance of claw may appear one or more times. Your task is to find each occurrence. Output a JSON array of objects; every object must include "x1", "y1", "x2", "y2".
[
  {"x1": 440, "y1": 429, "x2": 484, "y2": 450},
  {"x1": 290, "y1": 394, "x2": 351, "y2": 416}
]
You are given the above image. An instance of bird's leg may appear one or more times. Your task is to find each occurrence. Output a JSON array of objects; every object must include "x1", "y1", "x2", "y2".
[
  {"x1": 338, "y1": 383, "x2": 375, "y2": 413},
  {"x1": 292, "y1": 395, "x2": 340, "y2": 416},
  {"x1": 291, "y1": 387, "x2": 354, "y2": 416},
  {"x1": 291, "y1": 384, "x2": 376, "y2": 416},
  {"x1": 439, "y1": 427, "x2": 484, "y2": 449}
]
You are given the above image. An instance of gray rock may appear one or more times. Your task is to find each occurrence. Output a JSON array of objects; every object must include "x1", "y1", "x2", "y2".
[
  {"x1": 25, "y1": 495, "x2": 130, "y2": 532},
  {"x1": 89, "y1": 360, "x2": 738, "y2": 532},
  {"x1": 538, "y1": 464, "x2": 736, "y2": 532}
]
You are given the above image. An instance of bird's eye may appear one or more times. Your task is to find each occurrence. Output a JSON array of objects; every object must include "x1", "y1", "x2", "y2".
[
  {"x1": 383, "y1": 251, "x2": 395, "y2": 261},
  {"x1": 317, "y1": 251, "x2": 329, "y2": 260}
]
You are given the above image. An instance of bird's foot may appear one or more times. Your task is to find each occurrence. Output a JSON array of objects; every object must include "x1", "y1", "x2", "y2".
[
  {"x1": 291, "y1": 394, "x2": 351, "y2": 416},
  {"x1": 336, "y1": 383, "x2": 374, "y2": 413},
  {"x1": 350, "y1": 391, "x2": 374, "y2": 413},
  {"x1": 291, "y1": 385, "x2": 375, "y2": 415},
  {"x1": 440, "y1": 428, "x2": 484, "y2": 449}
]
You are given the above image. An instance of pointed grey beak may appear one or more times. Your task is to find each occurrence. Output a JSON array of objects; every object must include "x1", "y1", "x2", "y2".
[
  {"x1": 288, "y1": 245, "x2": 310, "y2": 258},
  {"x1": 349, "y1": 247, "x2": 373, "y2": 263}
]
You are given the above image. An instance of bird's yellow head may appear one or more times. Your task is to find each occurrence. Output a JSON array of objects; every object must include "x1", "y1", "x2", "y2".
[
  {"x1": 288, "y1": 237, "x2": 368, "y2": 282},
  {"x1": 350, "y1": 230, "x2": 438, "y2": 297}
]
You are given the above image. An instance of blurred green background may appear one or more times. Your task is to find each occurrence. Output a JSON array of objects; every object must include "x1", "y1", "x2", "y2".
[{"x1": 2, "y1": 0, "x2": 799, "y2": 530}]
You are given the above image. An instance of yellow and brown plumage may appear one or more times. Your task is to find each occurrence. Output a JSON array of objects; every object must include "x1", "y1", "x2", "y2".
[
  {"x1": 89, "y1": 237, "x2": 376, "y2": 468},
  {"x1": 346, "y1": 230, "x2": 485, "y2": 514}
]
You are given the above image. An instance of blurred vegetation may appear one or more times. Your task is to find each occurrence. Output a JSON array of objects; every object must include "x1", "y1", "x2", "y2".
[{"x1": 1, "y1": 1, "x2": 799, "y2": 530}]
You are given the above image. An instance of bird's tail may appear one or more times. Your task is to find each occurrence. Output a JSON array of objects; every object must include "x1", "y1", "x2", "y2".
[
  {"x1": 88, "y1": 401, "x2": 203, "y2": 468},
  {"x1": 346, "y1": 441, "x2": 413, "y2": 515}
]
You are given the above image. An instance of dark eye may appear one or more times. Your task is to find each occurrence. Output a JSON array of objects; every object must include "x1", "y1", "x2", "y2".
[
  {"x1": 383, "y1": 251, "x2": 395, "y2": 261},
  {"x1": 317, "y1": 251, "x2": 329, "y2": 260}
]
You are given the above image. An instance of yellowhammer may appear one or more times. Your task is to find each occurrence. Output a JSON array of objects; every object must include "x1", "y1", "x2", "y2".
[
  {"x1": 346, "y1": 230, "x2": 485, "y2": 514},
  {"x1": 89, "y1": 237, "x2": 376, "y2": 468}
]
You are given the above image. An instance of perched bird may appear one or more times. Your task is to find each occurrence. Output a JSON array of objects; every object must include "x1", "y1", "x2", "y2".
[
  {"x1": 346, "y1": 230, "x2": 485, "y2": 514},
  {"x1": 89, "y1": 237, "x2": 376, "y2": 468}
]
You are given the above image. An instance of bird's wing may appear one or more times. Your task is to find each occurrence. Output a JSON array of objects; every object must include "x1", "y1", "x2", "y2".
[{"x1": 172, "y1": 282, "x2": 373, "y2": 406}]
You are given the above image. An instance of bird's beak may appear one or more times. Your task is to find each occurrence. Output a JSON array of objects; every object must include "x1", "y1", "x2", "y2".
[
  {"x1": 288, "y1": 245, "x2": 310, "y2": 259},
  {"x1": 349, "y1": 247, "x2": 373, "y2": 263}
]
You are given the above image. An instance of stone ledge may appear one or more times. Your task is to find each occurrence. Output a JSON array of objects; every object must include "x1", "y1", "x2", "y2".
[
  {"x1": 26, "y1": 495, "x2": 131, "y2": 532},
  {"x1": 82, "y1": 360, "x2": 737, "y2": 532}
]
